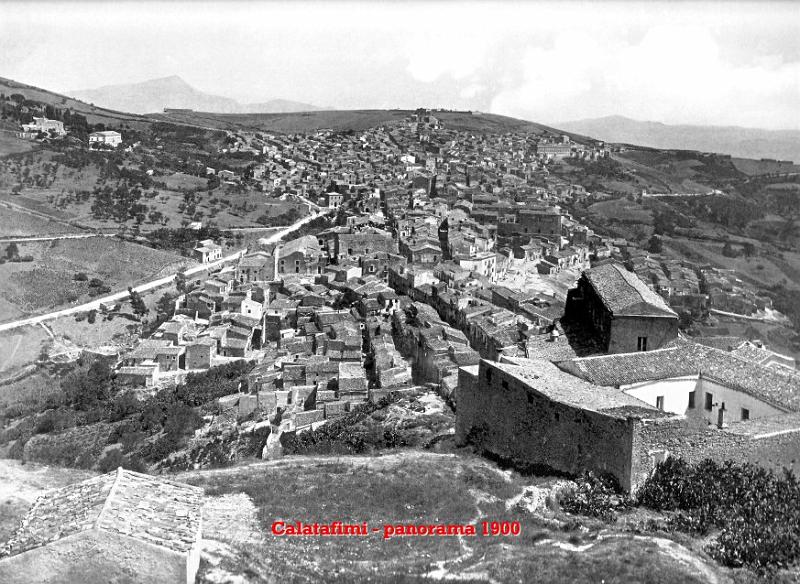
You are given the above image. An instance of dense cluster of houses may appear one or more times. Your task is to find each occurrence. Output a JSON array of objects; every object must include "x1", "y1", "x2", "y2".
[{"x1": 107, "y1": 108, "x2": 800, "y2": 492}]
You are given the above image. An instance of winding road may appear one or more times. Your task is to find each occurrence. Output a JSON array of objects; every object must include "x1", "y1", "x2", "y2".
[{"x1": 0, "y1": 208, "x2": 330, "y2": 333}]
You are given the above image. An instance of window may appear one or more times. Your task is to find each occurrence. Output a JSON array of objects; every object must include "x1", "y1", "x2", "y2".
[
  {"x1": 688, "y1": 391, "x2": 696, "y2": 409},
  {"x1": 501, "y1": 380, "x2": 509, "y2": 389},
  {"x1": 369, "y1": 265, "x2": 375, "y2": 273},
  {"x1": 637, "y1": 336, "x2": 648, "y2": 351},
  {"x1": 656, "y1": 396, "x2": 665, "y2": 411},
  {"x1": 705, "y1": 392, "x2": 713, "y2": 411},
  {"x1": 741, "y1": 408, "x2": 750, "y2": 421},
  {"x1": 485, "y1": 369, "x2": 492, "y2": 383}
]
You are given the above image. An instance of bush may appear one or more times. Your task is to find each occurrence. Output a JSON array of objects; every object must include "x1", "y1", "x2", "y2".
[
  {"x1": 638, "y1": 458, "x2": 800, "y2": 571},
  {"x1": 34, "y1": 408, "x2": 75, "y2": 434},
  {"x1": 73, "y1": 272, "x2": 88, "y2": 281},
  {"x1": 281, "y1": 395, "x2": 403, "y2": 455},
  {"x1": 146, "y1": 433, "x2": 183, "y2": 461},
  {"x1": 560, "y1": 472, "x2": 632, "y2": 522}
]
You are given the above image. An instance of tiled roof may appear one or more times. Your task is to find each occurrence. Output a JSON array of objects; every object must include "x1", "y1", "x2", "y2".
[
  {"x1": 693, "y1": 336, "x2": 747, "y2": 351},
  {"x1": 491, "y1": 358, "x2": 664, "y2": 419},
  {"x1": 583, "y1": 262, "x2": 677, "y2": 317},
  {"x1": 557, "y1": 342, "x2": 800, "y2": 412},
  {"x1": 2, "y1": 469, "x2": 202, "y2": 558}
]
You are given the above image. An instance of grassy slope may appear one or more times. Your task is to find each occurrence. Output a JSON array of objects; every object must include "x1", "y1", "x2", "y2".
[
  {"x1": 0, "y1": 238, "x2": 187, "y2": 322},
  {"x1": 0, "y1": 206, "x2": 77, "y2": 237},
  {"x1": 0, "y1": 77, "x2": 154, "y2": 129},
  {"x1": 153, "y1": 109, "x2": 414, "y2": 132},
  {"x1": 180, "y1": 452, "x2": 723, "y2": 584}
]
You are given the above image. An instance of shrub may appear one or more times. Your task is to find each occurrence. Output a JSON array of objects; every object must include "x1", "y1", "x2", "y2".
[
  {"x1": 146, "y1": 433, "x2": 182, "y2": 461},
  {"x1": 281, "y1": 395, "x2": 403, "y2": 455},
  {"x1": 73, "y1": 272, "x2": 89, "y2": 281},
  {"x1": 638, "y1": 458, "x2": 800, "y2": 571},
  {"x1": 34, "y1": 408, "x2": 75, "y2": 434},
  {"x1": 560, "y1": 471, "x2": 632, "y2": 522}
]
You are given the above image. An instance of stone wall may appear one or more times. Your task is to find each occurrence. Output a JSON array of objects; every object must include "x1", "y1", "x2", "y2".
[
  {"x1": 609, "y1": 315, "x2": 678, "y2": 354},
  {"x1": 631, "y1": 416, "x2": 800, "y2": 492},
  {"x1": 456, "y1": 361, "x2": 635, "y2": 488}
]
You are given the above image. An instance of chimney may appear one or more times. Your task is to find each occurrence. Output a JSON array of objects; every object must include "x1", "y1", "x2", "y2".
[{"x1": 717, "y1": 402, "x2": 727, "y2": 429}]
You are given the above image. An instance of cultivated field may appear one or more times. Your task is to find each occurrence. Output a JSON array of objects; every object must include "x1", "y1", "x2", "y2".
[
  {"x1": 155, "y1": 109, "x2": 413, "y2": 132},
  {"x1": 663, "y1": 235, "x2": 800, "y2": 289},
  {"x1": 0, "y1": 149, "x2": 306, "y2": 231},
  {"x1": 731, "y1": 157, "x2": 800, "y2": 176},
  {"x1": 0, "y1": 206, "x2": 77, "y2": 237},
  {"x1": 0, "y1": 326, "x2": 48, "y2": 376},
  {"x1": 588, "y1": 198, "x2": 654, "y2": 224},
  {"x1": 0, "y1": 131, "x2": 36, "y2": 157},
  {"x1": 0, "y1": 238, "x2": 187, "y2": 322}
]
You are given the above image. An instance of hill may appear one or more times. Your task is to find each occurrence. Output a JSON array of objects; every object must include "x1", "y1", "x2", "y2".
[
  {"x1": 154, "y1": 108, "x2": 597, "y2": 138},
  {"x1": 558, "y1": 115, "x2": 800, "y2": 164},
  {"x1": 0, "y1": 455, "x2": 727, "y2": 584},
  {"x1": 70, "y1": 75, "x2": 323, "y2": 115},
  {"x1": 0, "y1": 76, "x2": 152, "y2": 129}
]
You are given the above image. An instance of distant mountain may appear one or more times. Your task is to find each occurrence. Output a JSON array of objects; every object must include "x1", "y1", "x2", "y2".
[
  {"x1": 558, "y1": 115, "x2": 800, "y2": 163},
  {"x1": 70, "y1": 76, "x2": 323, "y2": 115}
]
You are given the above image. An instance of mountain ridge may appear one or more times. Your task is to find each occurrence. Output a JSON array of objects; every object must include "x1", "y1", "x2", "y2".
[
  {"x1": 557, "y1": 115, "x2": 800, "y2": 163},
  {"x1": 70, "y1": 75, "x2": 324, "y2": 115}
]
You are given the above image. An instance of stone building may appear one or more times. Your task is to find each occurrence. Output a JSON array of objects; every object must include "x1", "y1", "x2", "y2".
[
  {"x1": 564, "y1": 262, "x2": 678, "y2": 353},
  {"x1": 457, "y1": 348, "x2": 800, "y2": 493},
  {"x1": 0, "y1": 468, "x2": 203, "y2": 584}
]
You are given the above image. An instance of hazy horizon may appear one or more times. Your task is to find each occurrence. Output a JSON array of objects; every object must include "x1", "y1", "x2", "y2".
[{"x1": 1, "y1": 1, "x2": 799, "y2": 130}]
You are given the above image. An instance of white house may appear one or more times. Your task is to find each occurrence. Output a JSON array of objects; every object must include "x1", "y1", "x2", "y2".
[
  {"x1": 89, "y1": 131, "x2": 122, "y2": 148},
  {"x1": 20, "y1": 117, "x2": 66, "y2": 137}
]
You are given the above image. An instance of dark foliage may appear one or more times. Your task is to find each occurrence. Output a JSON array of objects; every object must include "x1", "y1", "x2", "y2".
[
  {"x1": 144, "y1": 225, "x2": 230, "y2": 254},
  {"x1": 173, "y1": 360, "x2": 255, "y2": 407},
  {"x1": 638, "y1": 458, "x2": 800, "y2": 572},
  {"x1": 281, "y1": 395, "x2": 404, "y2": 455},
  {"x1": 559, "y1": 472, "x2": 632, "y2": 522}
]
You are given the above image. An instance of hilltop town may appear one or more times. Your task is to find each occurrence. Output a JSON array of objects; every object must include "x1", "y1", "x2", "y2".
[{"x1": 3, "y1": 88, "x2": 800, "y2": 582}]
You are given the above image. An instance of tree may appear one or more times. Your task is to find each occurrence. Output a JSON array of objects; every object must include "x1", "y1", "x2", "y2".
[
  {"x1": 742, "y1": 242, "x2": 756, "y2": 258},
  {"x1": 62, "y1": 364, "x2": 112, "y2": 410},
  {"x1": 175, "y1": 270, "x2": 187, "y2": 294},
  {"x1": 647, "y1": 235, "x2": 663, "y2": 254},
  {"x1": 155, "y1": 292, "x2": 177, "y2": 323},
  {"x1": 4, "y1": 242, "x2": 19, "y2": 260},
  {"x1": 128, "y1": 287, "x2": 149, "y2": 319},
  {"x1": 722, "y1": 240, "x2": 738, "y2": 258}
]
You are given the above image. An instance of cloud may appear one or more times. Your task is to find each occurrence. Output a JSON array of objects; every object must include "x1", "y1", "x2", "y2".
[
  {"x1": 405, "y1": 32, "x2": 495, "y2": 84},
  {"x1": 489, "y1": 25, "x2": 800, "y2": 129}
]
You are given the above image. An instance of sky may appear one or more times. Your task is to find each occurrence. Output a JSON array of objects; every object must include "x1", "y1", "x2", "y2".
[{"x1": 1, "y1": 1, "x2": 799, "y2": 129}]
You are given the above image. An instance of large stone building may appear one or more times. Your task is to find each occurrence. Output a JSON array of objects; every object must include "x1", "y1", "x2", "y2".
[
  {"x1": 0, "y1": 468, "x2": 203, "y2": 584},
  {"x1": 276, "y1": 236, "x2": 327, "y2": 276},
  {"x1": 564, "y1": 262, "x2": 678, "y2": 353},
  {"x1": 457, "y1": 341, "x2": 800, "y2": 493}
]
